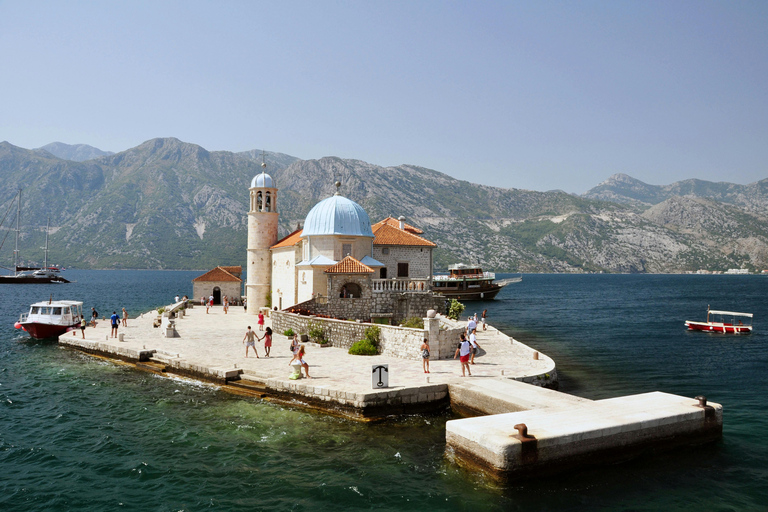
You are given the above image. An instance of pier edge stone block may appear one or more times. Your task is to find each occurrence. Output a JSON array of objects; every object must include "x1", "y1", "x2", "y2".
[{"x1": 445, "y1": 391, "x2": 723, "y2": 480}]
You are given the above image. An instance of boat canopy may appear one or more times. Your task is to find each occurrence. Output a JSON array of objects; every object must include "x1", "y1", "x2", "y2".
[{"x1": 709, "y1": 310, "x2": 753, "y2": 318}]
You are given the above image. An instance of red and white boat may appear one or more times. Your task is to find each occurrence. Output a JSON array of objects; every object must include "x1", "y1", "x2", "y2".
[
  {"x1": 685, "y1": 307, "x2": 753, "y2": 334},
  {"x1": 14, "y1": 300, "x2": 83, "y2": 339}
]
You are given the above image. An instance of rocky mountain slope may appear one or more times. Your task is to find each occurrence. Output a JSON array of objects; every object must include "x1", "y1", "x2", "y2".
[{"x1": 1, "y1": 138, "x2": 766, "y2": 272}]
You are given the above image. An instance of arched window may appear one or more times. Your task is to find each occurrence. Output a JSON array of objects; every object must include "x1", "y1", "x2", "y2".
[
  {"x1": 265, "y1": 192, "x2": 271, "y2": 212},
  {"x1": 256, "y1": 191, "x2": 263, "y2": 212}
]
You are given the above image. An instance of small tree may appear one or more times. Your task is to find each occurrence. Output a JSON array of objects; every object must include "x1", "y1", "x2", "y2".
[
  {"x1": 349, "y1": 325, "x2": 381, "y2": 355},
  {"x1": 307, "y1": 321, "x2": 326, "y2": 344},
  {"x1": 447, "y1": 299, "x2": 465, "y2": 320}
]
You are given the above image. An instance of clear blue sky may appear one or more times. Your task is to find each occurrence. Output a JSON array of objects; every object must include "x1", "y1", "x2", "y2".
[{"x1": 1, "y1": 1, "x2": 766, "y2": 193}]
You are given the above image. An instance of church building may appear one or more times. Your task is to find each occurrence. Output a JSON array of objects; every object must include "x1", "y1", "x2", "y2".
[{"x1": 246, "y1": 167, "x2": 442, "y2": 321}]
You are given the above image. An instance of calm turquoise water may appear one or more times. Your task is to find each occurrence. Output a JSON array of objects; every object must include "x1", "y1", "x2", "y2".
[{"x1": 1, "y1": 271, "x2": 766, "y2": 511}]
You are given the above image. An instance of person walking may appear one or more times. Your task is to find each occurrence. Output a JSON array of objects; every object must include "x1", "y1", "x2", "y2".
[
  {"x1": 90, "y1": 307, "x2": 98, "y2": 328},
  {"x1": 454, "y1": 333, "x2": 472, "y2": 377},
  {"x1": 257, "y1": 311, "x2": 264, "y2": 331},
  {"x1": 223, "y1": 296, "x2": 229, "y2": 315},
  {"x1": 290, "y1": 333, "x2": 300, "y2": 355},
  {"x1": 110, "y1": 311, "x2": 120, "y2": 338},
  {"x1": 420, "y1": 338, "x2": 430, "y2": 373},
  {"x1": 469, "y1": 328, "x2": 481, "y2": 364},
  {"x1": 79, "y1": 315, "x2": 86, "y2": 339},
  {"x1": 243, "y1": 326, "x2": 259, "y2": 358},
  {"x1": 121, "y1": 307, "x2": 128, "y2": 327},
  {"x1": 261, "y1": 327, "x2": 272, "y2": 357},
  {"x1": 466, "y1": 316, "x2": 477, "y2": 335},
  {"x1": 481, "y1": 309, "x2": 488, "y2": 331}
]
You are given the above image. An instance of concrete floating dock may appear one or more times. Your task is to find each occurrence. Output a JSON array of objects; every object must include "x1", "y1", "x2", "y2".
[{"x1": 446, "y1": 391, "x2": 722, "y2": 480}]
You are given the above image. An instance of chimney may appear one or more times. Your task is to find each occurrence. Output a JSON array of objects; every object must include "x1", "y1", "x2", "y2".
[{"x1": 398, "y1": 216, "x2": 405, "y2": 230}]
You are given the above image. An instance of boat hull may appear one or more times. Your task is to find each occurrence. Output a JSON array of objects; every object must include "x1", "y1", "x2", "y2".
[
  {"x1": 684, "y1": 321, "x2": 752, "y2": 334},
  {"x1": 437, "y1": 284, "x2": 504, "y2": 301},
  {"x1": 19, "y1": 321, "x2": 76, "y2": 339},
  {"x1": 0, "y1": 275, "x2": 70, "y2": 284}
]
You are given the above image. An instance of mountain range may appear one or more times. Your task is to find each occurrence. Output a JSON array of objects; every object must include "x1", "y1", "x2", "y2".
[{"x1": 1, "y1": 138, "x2": 767, "y2": 273}]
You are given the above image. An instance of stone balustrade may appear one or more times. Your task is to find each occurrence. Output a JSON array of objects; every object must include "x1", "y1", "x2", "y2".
[{"x1": 371, "y1": 278, "x2": 431, "y2": 293}]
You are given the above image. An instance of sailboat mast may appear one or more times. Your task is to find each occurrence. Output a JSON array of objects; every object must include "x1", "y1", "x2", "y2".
[
  {"x1": 13, "y1": 189, "x2": 21, "y2": 275},
  {"x1": 44, "y1": 216, "x2": 50, "y2": 270}
]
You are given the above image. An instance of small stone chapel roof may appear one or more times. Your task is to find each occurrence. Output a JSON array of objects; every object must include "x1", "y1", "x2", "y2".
[
  {"x1": 192, "y1": 266, "x2": 242, "y2": 283},
  {"x1": 324, "y1": 256, "x2": 374, "y2": 274}
]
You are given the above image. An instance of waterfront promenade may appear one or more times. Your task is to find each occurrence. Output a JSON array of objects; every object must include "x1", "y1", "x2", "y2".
[{"x1": 58, "y1": 304, "x2": 561, "y2": 415}]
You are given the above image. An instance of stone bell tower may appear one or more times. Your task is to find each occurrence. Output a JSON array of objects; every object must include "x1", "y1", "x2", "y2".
[{"x1": 246, "y1": 155, "x2": 278, "y2": 314}]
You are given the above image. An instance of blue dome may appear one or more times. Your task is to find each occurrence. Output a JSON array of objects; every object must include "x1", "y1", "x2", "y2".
[
  {"x1": 250, "y1": 172, "x2": 274, "y2": 188},
  {"x1": 302, "y1": 195, "x2": 374, "y2": 237}
]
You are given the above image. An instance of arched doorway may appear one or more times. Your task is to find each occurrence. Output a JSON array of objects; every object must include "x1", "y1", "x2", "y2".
[
  {"x1": 340, "y1": 283, "x2": 362, "y2": 298},
  {"x1": 213, "y1": 287, "x2": 222, "y2": 305}
]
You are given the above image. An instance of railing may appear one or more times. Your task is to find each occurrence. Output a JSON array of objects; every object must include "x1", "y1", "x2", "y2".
[
  {"x1": 433, "y1": 272, "x2": 495, "y2": 281},
  {"x1": 372, "y1": 278, "x2": 431, "y2": 293}
]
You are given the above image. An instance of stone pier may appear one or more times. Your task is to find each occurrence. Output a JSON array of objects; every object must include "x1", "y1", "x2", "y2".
[{"x1": 57, "y1": 302, "x2": 722, "y2": 480}]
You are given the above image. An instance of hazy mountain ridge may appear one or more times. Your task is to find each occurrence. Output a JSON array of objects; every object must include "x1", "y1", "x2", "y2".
[
  {"x1": 1, "y1": 139, "x2": 767, "y2": 272},
  {"x1": 584, "y1": 173, "x2": 768, "y2": 213},
  {"x1": 37, "y1": 142, "x2": 114, "y2": 161}
]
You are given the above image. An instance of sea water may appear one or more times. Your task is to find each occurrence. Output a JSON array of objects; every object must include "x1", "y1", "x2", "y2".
[{"x1": 1, "y1": 271, "x2": 766, "y2": 511}]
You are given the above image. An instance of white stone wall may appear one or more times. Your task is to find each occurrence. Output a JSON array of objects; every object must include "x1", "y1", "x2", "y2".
[
  {"x1": 373, "y1": 246, "x2": 433, "y2": 278},
  {"x1": 306, "y1": 235, "x2": 372, "y2": 262},
  {"x1": 296, "y1": 268, "x2": 315, "y2": 303},
  {"x1": 192, "y1": 281, "x2": 242, "y2": 304},
  {"x1": 271, "y1": 246, "x2": 300, "y2": 310}
]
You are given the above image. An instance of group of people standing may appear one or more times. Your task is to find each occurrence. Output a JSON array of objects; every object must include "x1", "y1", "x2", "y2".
[
  {"x1": 77, "y1": 307, "x2": 127, "y2": 339},
  {"x1": 453, "y1": 313, "x2": 484, "y2": 377},
  {"x1": 420, "y1": 310, "x2": 486, "y2": 377},
  {"x1": 241, "y1": 329, "x2": 311, "y2": 378}
]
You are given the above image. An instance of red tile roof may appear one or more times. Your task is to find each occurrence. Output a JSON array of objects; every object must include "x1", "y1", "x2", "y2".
[
  {"x1": 372, "y1": 216, "x2": 424, "y2": 234},
  {"x1": 192, "y1": 266, "x2": 242, "y2": 282},
  {"x1": 372, "y1": 222, "x2": 436, "y2": 247},
  {"x1": 271, "y1": 228, "x2": 303, "y2": 249},
  {"x1": 324, "y1": 256, "x2": 374, "y2": 274}
]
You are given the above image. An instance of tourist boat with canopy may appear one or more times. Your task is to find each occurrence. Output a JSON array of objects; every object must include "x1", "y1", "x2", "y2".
[
  {"x1": 684, "y1": 307, "x2": 753, "y2": 334},
  {"x1": 14, "y1": 299, "x2": 84, "y2": 339},
  {"x1": 432, "y1": 263, "x2": 521, "y2": 301}
]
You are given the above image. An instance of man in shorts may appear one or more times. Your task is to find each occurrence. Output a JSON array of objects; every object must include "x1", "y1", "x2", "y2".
[
  {"x1": 453, "y1": 333, "x2": 472, "y2": 377},
  {"x1": 110, "y1": 311, "x2": 120, "y2": 338},
  {"x1": 468, "y1": 328, "x2": 482, "y2": 364},
  {"x1": 242, "y1": 326, "x2": 259, "y2": 358}
]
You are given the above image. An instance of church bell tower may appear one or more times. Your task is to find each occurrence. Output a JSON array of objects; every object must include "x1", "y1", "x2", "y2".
[{"x1": 246, "y1": 154, "x2": 278, "y2": 314}]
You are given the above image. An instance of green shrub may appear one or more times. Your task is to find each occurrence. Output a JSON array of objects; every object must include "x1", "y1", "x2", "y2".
[
  {"x1": 401, "y1": 316, "x2": 424, "y2": 329},
  {"x1": 157, "y1": 306, "x2": 166, "y2": 314},
  {"x1": 283, "y1": 328, "x2": 295, "y2": 337},
  {"x1": 447, "y1": 299, "x2": 465, "y2": 320},
  {"x1": 307, "y1": 321, "x2": 326, "y2": 344},
  {"x1": 363, "y1": 325, "x2": 380, "y2": 347},
  {"x1": 348, "y1": 339, "x2": 377, "y2": 355}
]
